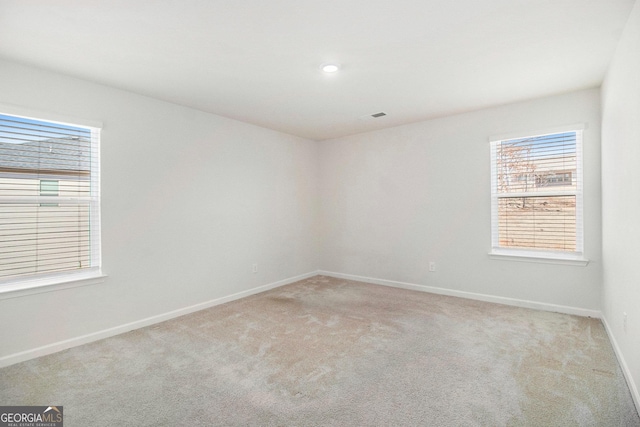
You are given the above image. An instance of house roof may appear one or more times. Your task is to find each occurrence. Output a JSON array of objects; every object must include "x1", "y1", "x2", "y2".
[{"x1": 0, "y1": 137, "x2": 91, "y2": 176}]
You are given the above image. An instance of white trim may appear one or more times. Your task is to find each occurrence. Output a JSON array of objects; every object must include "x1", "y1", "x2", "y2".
[
  {"x1": 0, "y1": 108, "x2": 103, "y2": 292},
  {"x1": 574, "y1": 129, "x2": 585, "y2": 255},
  {"x1": 489, "y1": 122, "x2": 586, "y2": 143},
  {"x1": 0, "y1": 270, "x2": 319, "y2": 368},
  {"x1": 0, "y1": 271, "x2": 107, "y2": 300},
  {"x1": 489, "y1": 128, "x2": 585, "y2": 258},
  {"x1": 90, "y1": 126, "x2": 102, "y2": 278},
  {"x1": 0, "y1": 102, "x2": 103, "y2": 129},
  {"x1": 601, "y1": 315, "x2": 640, "y2": 415},
  {"x1": 318, "y1": 270, "x2": 601, "y2": 318},
  {"x1": 488, "y1": 250, "x2": 589, "y2": 266},
  {"x1": 494, "y1": 190, "x2": 578, "y2": 198},
  {"x1": 0, "y1": 196, "x2": 94, "y2": 204}
]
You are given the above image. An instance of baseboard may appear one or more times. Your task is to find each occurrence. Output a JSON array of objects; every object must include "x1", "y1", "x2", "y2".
[
  {"x1": 324, "y1": 268, "x2": 639, "y2": 414},
  {"x1": 0, "y1": 269, "x2": 604, "y2": 368},
  {"x1": 601, "y1": 315, "x2": 640, "y2": 415},
  {"x1": 318, "y1": 270, "x2": 602, "y2": 318},
  {"x1": 0, "y1": 270, "x2": 319, "y2": 368}
]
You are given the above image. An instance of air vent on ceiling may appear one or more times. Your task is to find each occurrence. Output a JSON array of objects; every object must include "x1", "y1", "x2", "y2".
[{"x1": 358, "y1": 111, "x2": 389, "y2": 121}]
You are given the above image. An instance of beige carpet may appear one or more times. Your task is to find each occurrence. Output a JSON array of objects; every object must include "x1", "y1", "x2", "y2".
[{"x1": 1, "y1": 275, "x2": 638, "y2": 426}]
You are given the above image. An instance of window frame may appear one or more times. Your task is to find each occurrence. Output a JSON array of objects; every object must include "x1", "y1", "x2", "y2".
[
  {"x1": 489, "y1": 125, "x2": 588, "y2": 266},
  {"x1": 0, "y1": 105, "x2": 105, "y2": 298}
]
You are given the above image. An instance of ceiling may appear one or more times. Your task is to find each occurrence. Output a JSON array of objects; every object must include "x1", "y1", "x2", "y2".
[{"x1": 0, "y1": 0, "x2": 635, "y2": 141}]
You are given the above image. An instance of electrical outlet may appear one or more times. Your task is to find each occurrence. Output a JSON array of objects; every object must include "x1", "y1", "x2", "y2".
[
  {"x1": 623, "y1": 312, "x2": 628, "y2": 332},
  {"x1": 429, "y1": 261, "x2": 436, "y2": 272},
  {"x1": 252, "y1": 264, "x2": 258, "y2": 273}
]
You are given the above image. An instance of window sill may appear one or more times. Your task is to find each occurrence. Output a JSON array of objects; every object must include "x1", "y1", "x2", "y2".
[
  {"x1": 489, "y1": 250, "x2": 589, "y2": 266},
  {"x1": 0, "y1": 271, "x2": 107, "y2": 300}
]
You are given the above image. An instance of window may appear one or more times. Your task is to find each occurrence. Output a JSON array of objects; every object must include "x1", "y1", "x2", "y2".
[
  {"x1": 490, "y1": 129, "x2": 584, "y2": 262},
  {"x1": 543, "y1": 171, "x2": 572, "y2": 186},
  {"x1": 39, "y1": 179, "x2": 59, "y2": 196},
  {"x1": 0, "y1": 113, "x2": 101, "y2": 286},
  {"x1": 39, "y1": 180, "x2": 59, "y2": 207}
]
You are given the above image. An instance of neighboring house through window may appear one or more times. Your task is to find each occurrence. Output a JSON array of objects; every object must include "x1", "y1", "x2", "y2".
[
  {"x1": 39, "y1": 179, "x2": 59, "y2": 207},
  {"x1": 39, "y1": 179, "x2": 59, "y2": 196},
  {"x1": 0, "y1": 112, "x2": 101, "y2": 286},
  {"x1": 490, "y1": 129, "x2": 584, "y2": 263}
]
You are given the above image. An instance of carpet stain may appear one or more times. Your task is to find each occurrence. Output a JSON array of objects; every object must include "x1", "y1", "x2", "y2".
[{"x1": 592, "y1": 368, "x2": 615, "y2": 377}]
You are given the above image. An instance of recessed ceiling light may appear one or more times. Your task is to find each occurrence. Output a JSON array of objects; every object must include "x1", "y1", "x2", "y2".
[{"x1": 321, "y1": 64, "x2": 340, "y2": 73}]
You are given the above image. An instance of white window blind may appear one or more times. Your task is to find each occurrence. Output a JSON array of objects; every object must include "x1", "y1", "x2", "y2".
[
  {"x1": 0, "y1": 113, "x2": 101, "y2": 284},
  {"x1": 490, "y1": 130, "x2": 583, "y2": 258}
]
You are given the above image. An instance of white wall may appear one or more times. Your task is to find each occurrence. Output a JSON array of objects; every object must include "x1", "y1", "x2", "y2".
[
  {"x1": 319, "y1": 89, "x2": 602, "y2": 312},
  {"x1": 0, "y1": 59, "x2": 319, "y2": 360},
  {"x1": 0, "y1": 58, "x2": 614, "y2": 364},
  {"x1": 601, "y1": 0, "x2": 640, "y2": 408}
]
